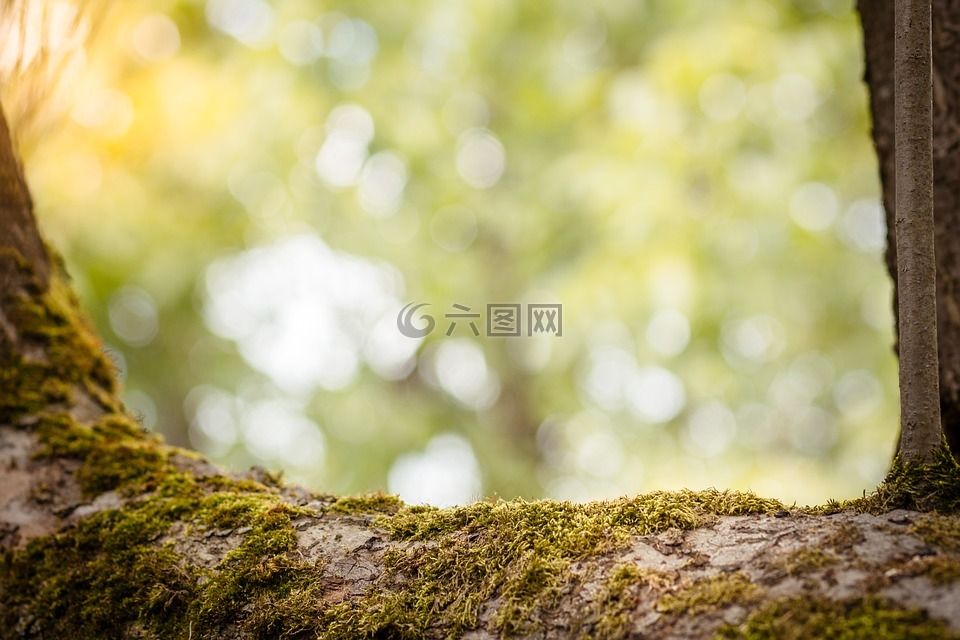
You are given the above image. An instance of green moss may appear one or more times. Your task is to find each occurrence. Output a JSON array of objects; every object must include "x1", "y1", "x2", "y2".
[
  {"x1": 370, "y1": 490, "x2": 781, "y2": 635},
  {"x1": 715, "y1": 595, "x2": 956, "y2": 640},
  {"x1": 33, "y1": 412, "x2": 171, "y2": 496},
  {"x1": 385, "y1": 490, "x2": 783, "y2": 541},
  {"x1": 1, "y1": 468, "x2": 317, "y2": 639},
  {"x1": 2, "y1": 493, "x2": 200, "y2": 637},
  {"x1": 329, "y1": 491, "x2": 404, "y2": 515},
  {"x1": 657, "y1": 571, "x2": 762, "y2": 615},
  {"x1": 582, "y1": 564, "x2": 671, "y2": 640},
  {"x1": 0, "y1": 260, "x2": 168, "y2": 497},
  {"x1": 901, "y1": 555, "x2": 960, "y2": 585},
  {"x1": 0, "y1": 259, "x2": 119, "y2": 424},
  {"x1": 1, "y1": 466, "x2": 860, "y2": 640},
  {"x1": 306, "y1": 489, "x2": 778, "y2": 638},
  {"x1": 821, "y1": 522, "x2": 865, "y2": 552},
  {"x1": 921, "y1": 557, "x2": 960, "y2": 585},
  {"x1": 194, "y1": 502, "x2": 319, "y2": 631},
  {"x1": 910, "y1": 514, "x2": 960, "y2": 553},
  {"x1": 780, "y1": 548, "x2": 839, "y2": 577},
  {"x1": 203, "y1": 473, "x2": 278, "y2": 495},
  {"x1": 240, "y1": 580, "x2": 331, "y2": 639},
  {"x1": 844, "y1": 444, "x2": 960, "y2": 514}
]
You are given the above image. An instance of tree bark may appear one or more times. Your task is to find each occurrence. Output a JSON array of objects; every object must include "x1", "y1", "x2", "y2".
[
  {"x1": 860, "y1": 0, "x2": 960, "y2": 459},
  {"x1": 0, "y1": 105, "x2": 49, "y2": 290},
  {"x1": 894, "y1": 0, "x2": 942, "y2": 461}
]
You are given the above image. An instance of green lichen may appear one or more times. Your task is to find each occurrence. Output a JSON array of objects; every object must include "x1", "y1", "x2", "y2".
[
  {"x1": 656, "y1": 571, "x2": 762, "y2": 615},
  {"x1": 715, "y1": 595, "x2": 957, "y2": 640},
  {"x1": 780, "y1": 548, "x2": 839, "y2": 577}
]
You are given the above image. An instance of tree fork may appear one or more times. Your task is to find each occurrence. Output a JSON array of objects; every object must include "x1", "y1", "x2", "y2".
[{"x1": 895, "y1": 0, "x2": 942, "y2": 461}]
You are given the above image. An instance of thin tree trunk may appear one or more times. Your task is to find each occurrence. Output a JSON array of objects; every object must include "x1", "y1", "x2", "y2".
[{"x1": 894, "y1": 0, "x2": 942, "y2": 461}]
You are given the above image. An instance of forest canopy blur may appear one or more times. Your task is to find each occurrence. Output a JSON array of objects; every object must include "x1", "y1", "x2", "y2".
[{"x1": 8, "y1": 0, "x2": 895, "y2": 506}]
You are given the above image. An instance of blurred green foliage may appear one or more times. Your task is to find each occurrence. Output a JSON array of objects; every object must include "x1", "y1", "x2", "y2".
[{"x1": 21, "y1": 0, "x2": 896, "y2": 505}]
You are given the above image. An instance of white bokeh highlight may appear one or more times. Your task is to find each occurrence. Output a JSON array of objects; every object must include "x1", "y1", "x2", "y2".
[
  {"x1": 388, "y1": 434, "x2": 482, "y2": 507},
  {"x1": 203, "y1": 234, "x2": 419, "y2": 394}
]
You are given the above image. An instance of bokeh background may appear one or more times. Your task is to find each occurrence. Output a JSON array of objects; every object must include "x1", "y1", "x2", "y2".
[{"x1": 7, "y1": 0, "x2": 896, "y2": 506}]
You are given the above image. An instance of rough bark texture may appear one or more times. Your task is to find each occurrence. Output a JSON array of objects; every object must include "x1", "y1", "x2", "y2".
[
  {"x1": 860, "y1": 0, "x2": 960, "y2": 459},
  {"x1": 894, "y1": 0, "x2": 942, "y2": 461}
]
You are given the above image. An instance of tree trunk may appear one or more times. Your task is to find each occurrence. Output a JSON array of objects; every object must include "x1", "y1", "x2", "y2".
[
  {"x1": 0, "y1": 106, "x2": 49, "y2": 290},
  {"x1": 860, "y1": 0, "x2": 960, "y2": 459},
  {"x1": 894, "y1": 0, "x2": 942, "y2": 461}
]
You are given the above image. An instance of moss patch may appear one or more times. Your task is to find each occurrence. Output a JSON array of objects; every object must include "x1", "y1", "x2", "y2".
[
  {"x1": 716, "y1": 595, "x2": 956, "y2": 640},
  {"x1": 910, "y1": 514, "x2": 960, "y2": 553},
  {"x1": 897, "y1": 555, "x2": 960, "y2": 586},
  {"x1": 846, "y1": 445, "x2": 960, "y2": 514},
  {"x1": 0, "y1": 258, "x2": 119, "y2": 424},
  {"x1": 329, "y1": 492, "x2": 404, "y2": 515},
  {"x1": 780, "y1": 548, "x2": 839, "y2": 577},
  {"x1": 34, "y1": 412, "x2": 172, "y2": 496},
  {"x1": 657, "y1": 571, "x2": 762, "y2": 615},
  {"x1": 821, "y1": 521, "x2": 866, "y2": 552},
  {"x1": 373, "y1": 490, "x2": 781, "y2": 636},
  {"x1": 0, "y1": 469, "x2": 782, "y2": 638},
  {"x1": 582, "y1": 563, "x2": 672, "y2": 640},
  {"x1": 0, "y1": 470, "x2": 315, "y2": 638},
  {"x1": 194, "y1": 501, "x2": 319, "y2": 632},
  {"x1": 916, "y1": 556, "x2": 960, "y2": 585}
]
